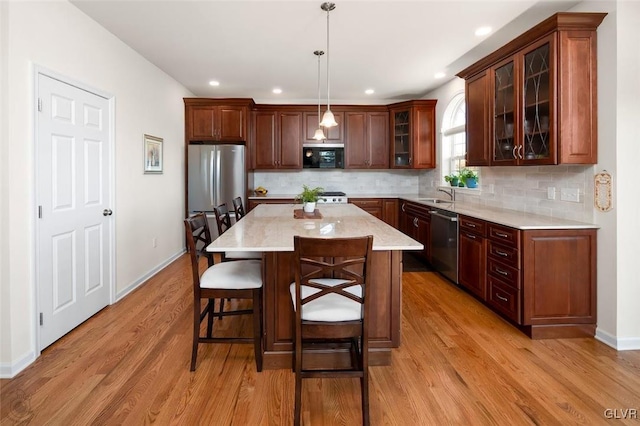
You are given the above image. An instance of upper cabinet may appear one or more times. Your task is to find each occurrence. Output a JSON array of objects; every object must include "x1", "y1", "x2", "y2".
[
  {"x1": 303, "y1": 111, "x2": 344, "y2": 144},
  {"x1": 457, "y1": 13, "x2": 606, "y2": 166},
  {"x1": 252, "y1": 109, "x2": 302, "y2": 169},
  {"x1": 344, "y1": 110, "x2": 389, "y2": 169},
  {"x1": 184, "y1": 98, "x2": 254, "y2": 142},
  {"x1": 388, "y1": 100, "x2": 437, "y2": 169}
]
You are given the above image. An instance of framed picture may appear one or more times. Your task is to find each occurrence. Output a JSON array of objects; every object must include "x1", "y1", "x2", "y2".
[{"x1": 143, "y1": 134, "x2": 163, "y2": 174}]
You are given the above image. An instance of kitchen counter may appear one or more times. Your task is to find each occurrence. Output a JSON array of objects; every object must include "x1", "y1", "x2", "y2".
[
  {"x1": 399, "y1": 196, "x2": 598, "y2": 230},
  {"x1": 247, "y1": 193, "x2": 598, "y2": 230},
  {"x1": 207, "y1": 203, "x2": 422, "y2": 252},
  {"x1": 206, "y1": 202, "x2": 418, "y2": 369}
]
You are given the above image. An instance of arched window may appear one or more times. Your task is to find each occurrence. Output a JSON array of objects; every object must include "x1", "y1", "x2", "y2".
[{"x1": 441, "y1": 93, "x2": 467, "y2": 182}]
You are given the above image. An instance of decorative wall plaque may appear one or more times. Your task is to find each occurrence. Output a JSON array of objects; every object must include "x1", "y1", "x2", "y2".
[{"x1": 594, "y1": 170, "x2": 612, "y2": 212}]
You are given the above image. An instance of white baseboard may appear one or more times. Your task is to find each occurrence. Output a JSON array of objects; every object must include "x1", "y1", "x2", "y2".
[
  {"x1": 595, "y1": 328, "x2": 640, "y2": 350},
  {"x1": 0, "y1": 350, "x2": 36, "y2": 379},
  {"x1": 116, "y1": 248, "x2": 186, "y2": 301}
]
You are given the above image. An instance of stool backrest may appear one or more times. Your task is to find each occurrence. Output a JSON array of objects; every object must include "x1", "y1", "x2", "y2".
[
  {"x1": 232, "y1": 197, "x2": 246, "y2": 220},
  {"x1": 213, "y1": 203, "x2": 233, "y2": 236},
  {"x1": 184, "y1": 213, "x2": 214, "y2": 287}
]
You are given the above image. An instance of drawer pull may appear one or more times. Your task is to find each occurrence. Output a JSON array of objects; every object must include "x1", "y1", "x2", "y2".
[
  {"x1": 496, "y1": 294, "x2": 508, "y2": 302},
  {"x1": 495, "y1": 250, "x2": 509, "y2": 257},
  {"x1": 401, "y1": 203, "x2": 406, "y2": 212},
  {"x1": 495, "y1": 267, "x2": 509, "y2": 276},
  {"x1": 495, "y1": 232, "x2": 509, "y2": 238},
  {"x1": 465, "y1": 233, "x2": 476, "y2": 239},
  {"x1": 465, "y1": 222, "x2": 476, "y2": 228}
]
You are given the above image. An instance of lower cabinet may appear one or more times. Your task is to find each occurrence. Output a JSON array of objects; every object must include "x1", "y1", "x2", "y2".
[
  {"x1": 458, "y1": 217, "x2": 597, "y2": 339},
  {"x1": 350, "y1": 198, "x2": 398, "y2": 228},
  {"x1": 399, "y1": 201, "x2": 430, "y2": 262},
  {"x1": 458, "y1": 215, "x2": 487, "y2": 300}
]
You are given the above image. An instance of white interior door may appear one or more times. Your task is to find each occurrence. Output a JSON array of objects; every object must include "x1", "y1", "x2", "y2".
[{"x1": 36, "y1": 73, "x2": 112, "y2": 350}]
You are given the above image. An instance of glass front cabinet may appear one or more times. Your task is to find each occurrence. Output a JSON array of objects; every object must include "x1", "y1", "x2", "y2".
[
  {"x1": 389, "y1": 100, "x2": 437, "y2": 169},
  {"x1": 458, "y1": 13, "x2": 606, "y2": 167}
]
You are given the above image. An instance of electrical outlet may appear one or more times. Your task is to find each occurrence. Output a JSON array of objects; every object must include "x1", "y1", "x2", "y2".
[
  {"x1": 152, "y1": 237, "x2": 157, "y2": 248},
  {"x1": 560, "y1": 188, "x2": 580, "y2": 202},
  {"x1": 547, "y1": 187, "x2": 556, "y2": 200}
]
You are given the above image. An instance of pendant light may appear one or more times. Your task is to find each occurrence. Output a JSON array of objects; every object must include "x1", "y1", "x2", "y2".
[
  {"x1": 319, "y1": 2, "x2": 338, "y2": 128},
  {"x1": 313, "y1": 50, "x2": 326, "y2": 140}
]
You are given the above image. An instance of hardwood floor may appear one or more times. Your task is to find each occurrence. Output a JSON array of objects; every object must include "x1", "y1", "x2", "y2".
[{"x1": 2, "y1": 255, "x2": 639, "y2": 425}]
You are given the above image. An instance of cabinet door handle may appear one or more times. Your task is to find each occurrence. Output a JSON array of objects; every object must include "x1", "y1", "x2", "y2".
[
  {"x1": 465, "y1": 233, "x2": 476, "y2": 239},
  {"x1": 465, "y1": 222, "x2": 476, "y2": 228},
  {"x1": 495, "y1": 267, "x2": 509, "y2": 276},
  {"x1": 519, "y1": 145, "x2": 524, "y2": 159},
  {"x1": 413, "y1": 218, "x2": 419, "y2": 227},
  {"x1": 512, "y1": 146, "x2": 517, "y2": 159},
  {"x1": 496, "y1": 294, "x2": 508, "y2": 302},
  {"x1": 495, "y1": 249, "x2": 509, "y2": 257},
  {"x1": 401, "y1": 203, "x2": 406, "y2": 212},
  {"x1": 408, "y1": 157, "x2": 412, "y2": 165},
  {"x1": 495, "y1": 232, "x2": 508, "y2": 238}
]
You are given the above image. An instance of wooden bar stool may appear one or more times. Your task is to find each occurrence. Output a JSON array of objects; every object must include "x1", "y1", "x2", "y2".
[
  {"x1": 232, "y1": 196, "x2": 247, "y2": 220},
  {"x1": 290, "y1": 235, "x2": 374, "y2": 426},
  {"x1": 184, "y1": 213, "x2": 263, "y2": 372}
]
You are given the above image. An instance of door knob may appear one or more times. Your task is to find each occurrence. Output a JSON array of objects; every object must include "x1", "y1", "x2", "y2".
[{"x1": 103, "y1": 209, "x2": 113, "y2": 216}]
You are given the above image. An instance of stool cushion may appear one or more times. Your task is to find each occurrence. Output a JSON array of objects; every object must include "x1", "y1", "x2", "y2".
[
  {"x1": 201, "y1": 259, "x2": 262, "y2": 289},
  {"x1": 225, "y1": 251, "x2": 263, "y2": 260},
  {"x1": 289, "y1": 278, "x2": 362, "y2": 322}
]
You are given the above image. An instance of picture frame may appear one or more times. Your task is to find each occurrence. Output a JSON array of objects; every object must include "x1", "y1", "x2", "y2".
[{"x1": 143, "y1": 134, "x2": 163, "y2": 174}]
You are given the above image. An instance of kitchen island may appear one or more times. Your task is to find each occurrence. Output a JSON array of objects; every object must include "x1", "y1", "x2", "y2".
[{"x1": 206, "y1": 203, "x2": 422, "y2": 369}]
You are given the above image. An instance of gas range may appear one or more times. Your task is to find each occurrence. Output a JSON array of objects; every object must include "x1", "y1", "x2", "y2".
[{"x1": 317, "y1": 191, "x2": 348, "y2": 204}]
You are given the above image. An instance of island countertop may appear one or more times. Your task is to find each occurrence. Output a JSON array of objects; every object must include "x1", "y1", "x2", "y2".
[{"x1": 206, "y1": 203, "x2": 423, "y2": 252}]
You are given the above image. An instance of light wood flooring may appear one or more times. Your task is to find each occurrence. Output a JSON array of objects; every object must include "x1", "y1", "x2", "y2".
[{"x1": 2, "y1": 254, "x2": 639, "y2": 425}]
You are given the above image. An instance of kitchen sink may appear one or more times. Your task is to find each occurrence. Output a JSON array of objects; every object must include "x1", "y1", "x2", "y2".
[{"x1": 417, "y1": 198, "x2": 453, "y2": 204}]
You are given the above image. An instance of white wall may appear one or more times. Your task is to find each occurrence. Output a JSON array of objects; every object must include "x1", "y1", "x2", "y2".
[{"x1": 0, "y1": 1, "x2": 192, "y2": 376}]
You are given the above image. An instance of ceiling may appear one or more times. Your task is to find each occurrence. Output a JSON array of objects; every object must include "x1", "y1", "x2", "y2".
[{"x1": 71, "y1": 0, "x2": 581, "y2": 104}]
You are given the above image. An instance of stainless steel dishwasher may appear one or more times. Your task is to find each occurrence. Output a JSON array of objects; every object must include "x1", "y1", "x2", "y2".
[{"x1": 429, "y1": 207, "x2": 458, "y2": 283}]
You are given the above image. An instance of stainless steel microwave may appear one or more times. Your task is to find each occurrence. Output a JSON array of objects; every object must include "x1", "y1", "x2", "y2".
[{"x1": 302, "y1": 145, "x2": 344, "y2": 169}]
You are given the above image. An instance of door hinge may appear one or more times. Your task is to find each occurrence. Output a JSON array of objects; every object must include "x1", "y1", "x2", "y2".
[
  {"x1": 38, "y1": 205, "x2": 42, "y2": 218},
  {"x1": 39, "y1": 312, "x2": 43, "y2": 326},
  {"x1": 37, "y1": 98, "x2": 42, "y2": 112}
]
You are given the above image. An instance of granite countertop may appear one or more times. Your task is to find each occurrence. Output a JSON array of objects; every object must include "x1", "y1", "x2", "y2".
[
  {"x1": 207, "y1": 203, "x2": 423, "y2": 252},
  {"x1": 248, "y1": 192, "x2": 598, "y2": 230},
  {"x1": 398, "y1": 196, "x2": 598, "y2": 230}
]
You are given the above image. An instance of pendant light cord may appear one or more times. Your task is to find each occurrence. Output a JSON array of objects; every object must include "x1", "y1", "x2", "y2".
[
  {"x1": 325, "y1": 6, "x2": 331, "y2": 110},
  {"x1": 315, "y1": 50, "x2": 324, "y2": 127}
]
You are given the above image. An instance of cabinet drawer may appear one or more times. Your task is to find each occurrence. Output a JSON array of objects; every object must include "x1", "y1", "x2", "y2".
[
  {"x1": 487, "y1": 241, "x2": 519, "y2": 269},
  {"x1": 487, "y1": 258, "x2": 520, "y2": 289},
  {"x1": 487, "y1": 275, "x2": 521, "y2": 323},
  {"x1": 350, "y1": 198, "x2": 383, "y2": 208},
  {"x1": 459, "y1": 215, "x2": 486, "y2": 236},
  {"x1": 488, "y1": 223, "x2": 520, "y2": 248},
  {"x1": 402, "y1": 201, "x2": 431, "y2": 219}
]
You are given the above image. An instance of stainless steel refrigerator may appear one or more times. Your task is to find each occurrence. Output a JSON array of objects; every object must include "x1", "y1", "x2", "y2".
[{"x1": 188, "y1": 144, "x2": 246, "y2": 235}]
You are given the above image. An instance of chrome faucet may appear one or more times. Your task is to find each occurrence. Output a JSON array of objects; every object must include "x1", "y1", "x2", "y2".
[{"x1": 438, "y1": 187, "x2": 455, "y2": 201}]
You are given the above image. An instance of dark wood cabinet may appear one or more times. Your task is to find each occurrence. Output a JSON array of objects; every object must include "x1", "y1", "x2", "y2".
[
  {"x1": 248, "y1": 198, "x2": 295, "y2": 211},
  {"x1": 465, "y1": 71, "x2": 492, "y2": 166},
  {"x1": 388, "y1": 100, "x2": 437, "y2": 169},
  {"x1": 345, "y1": 111, "x2": 389, "y2": 169},
  {"x1": 184, "y1": 98, "x2": 253, "y2": 142},
  {"x1": 382, "y1": 199, "x2": 398, "y2": 228},
  {"x1": 458, "y1": 216, "x2": 487, "y2": 300},
  {"x1": 303, "y1": 111, "x2": 344, "y2": 144},
  {"x1": 349, "y1": 198, "x2": 398, "y2": 229},
  {"x1": 457, "y1": 13, "x2": 606, "y2": 166},
  {"x1": 252, "y1": 110, "x2": 302, "y2": 169},
  {"x1": 457, "y1": 214, "x2": 597, "y2": 339},
  {"x1": 399, "y1": 201, "x2": 430, "y2": 262}
]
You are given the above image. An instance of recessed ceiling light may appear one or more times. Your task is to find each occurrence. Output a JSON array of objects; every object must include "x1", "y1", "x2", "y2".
[
  {"x1": 365, "y1": 89, "x2": 374, "y2": 95},
  {"x1": 272, "y1": 88, "x2": 282, "y2": 94},
  {"x1": 209, "y1": 80, "x2": 220, "y2": 86},
  {"x1": 434, "y1": 72, "x2": 446, "y2": 79},
  {"x1": 475, "y1": 26, "x2": 492, "y2": 36}
]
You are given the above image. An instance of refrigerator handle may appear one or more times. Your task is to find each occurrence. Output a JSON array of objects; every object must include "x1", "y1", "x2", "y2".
[
  {"x1": 215, "y1": 148, "x2": 222, "y2": 208},
  {"x1": 209, "y1": 149, "x2": 215, "y2": 208}
]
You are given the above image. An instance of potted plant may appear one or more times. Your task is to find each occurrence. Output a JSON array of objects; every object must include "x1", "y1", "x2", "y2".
[
  {"x1": 296, "y1": 184, "x2": 324, "y2": 213},
  {"x1": 459, "y1": 168, "x2": 479, "y2": 188},
  {"x1": 444, "y1": 173, "x2": 459, "y2": 187}
]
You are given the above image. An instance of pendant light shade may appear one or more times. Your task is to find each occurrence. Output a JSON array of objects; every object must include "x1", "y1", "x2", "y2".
[
  {"x1": 313, "y1": 50, "x2": 326, "y2": 141},
  {"x1": 319, "y1": 2, "x2": 338, "y2": 128}
]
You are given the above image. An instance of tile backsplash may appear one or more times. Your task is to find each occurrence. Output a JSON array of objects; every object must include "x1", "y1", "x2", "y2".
[
  {"x1": 419, "y1": 165, "x2": 595, "y2": 222},
  {"x1": 253, "y1": 165, "x2": 595, "y2": 223},
  {"x1": 252, "y1": 170, "x2": 421, "y2": 195}
]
